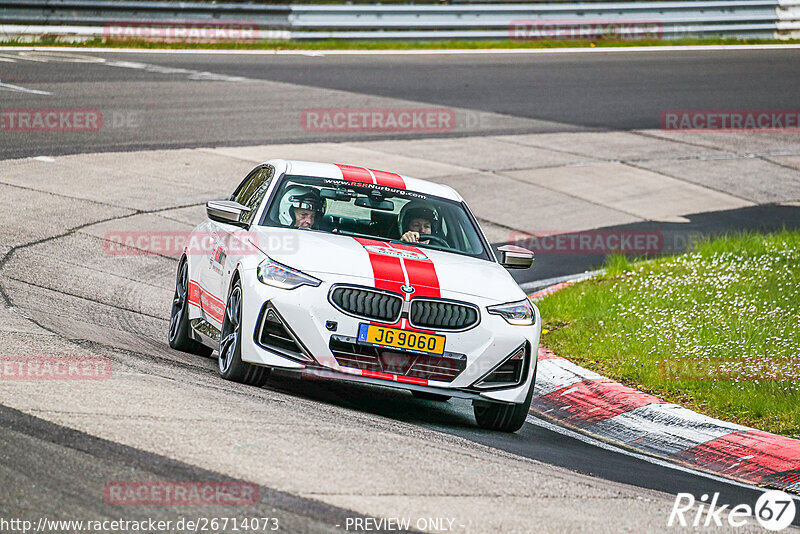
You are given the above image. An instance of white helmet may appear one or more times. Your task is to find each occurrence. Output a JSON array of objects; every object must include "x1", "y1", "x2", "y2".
[{"x1": 278, "y1": 186, "x2": 325, "y2": 227}]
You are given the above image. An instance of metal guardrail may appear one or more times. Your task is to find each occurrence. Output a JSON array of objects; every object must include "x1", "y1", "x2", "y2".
[{"x1": 0, "y1": 0, "x2": 797, "y2": 41}]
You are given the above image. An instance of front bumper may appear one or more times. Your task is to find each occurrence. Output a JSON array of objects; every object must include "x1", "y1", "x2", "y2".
[{"x1": 238, "y1": 273, "x2": 540, "y2": 404}]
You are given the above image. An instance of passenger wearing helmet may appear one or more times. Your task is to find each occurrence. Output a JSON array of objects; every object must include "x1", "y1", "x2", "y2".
[
  {"x1": 278, "y1": 186, "x2": 325, "y2": 229},
  {"x1": 398, "y1": 201, "x2": 439, "y2": 244}
]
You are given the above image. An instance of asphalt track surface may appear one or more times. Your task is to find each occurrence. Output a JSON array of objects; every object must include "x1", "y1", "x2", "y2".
[
  {"x1": 1, "y1": 47, "x2": 800, "y2": 158},
  {"x1": 1, "y1": 48, "x2": 800, "y2": 531},
  {"x1": 3, "y1": 47, "x2": 799, "y2": 282}
]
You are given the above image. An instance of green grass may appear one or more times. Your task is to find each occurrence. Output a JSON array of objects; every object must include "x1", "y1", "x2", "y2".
[
  {"x1": 2, "y1": 37, "x2": 799, "y2": 50},
  {"x1": 537, "y1": 231, "x2": 800, "y2": 438}
]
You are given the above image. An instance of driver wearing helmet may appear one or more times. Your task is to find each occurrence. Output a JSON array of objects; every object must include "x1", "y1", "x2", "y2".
[
  {"x1": 398, "y1": 201, "x2": 440, "y2": 244},
  {"x1": 278, "y1": 186, "x2": 326, "y2": 229}
]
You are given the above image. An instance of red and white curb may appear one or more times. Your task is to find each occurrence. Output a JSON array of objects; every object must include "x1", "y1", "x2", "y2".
[{"x1": 527, "y1": 282, "x2": 800, "y2": 495}]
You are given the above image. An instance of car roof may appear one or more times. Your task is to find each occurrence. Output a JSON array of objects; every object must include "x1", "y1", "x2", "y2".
[{"x1": 262, "y1": 158, "x2": 464, "y2": 202}]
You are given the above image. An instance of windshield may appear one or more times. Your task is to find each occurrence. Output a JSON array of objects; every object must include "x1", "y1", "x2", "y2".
[{"x1": 260, "y1": 174, "x2": 490, "y2": 260}]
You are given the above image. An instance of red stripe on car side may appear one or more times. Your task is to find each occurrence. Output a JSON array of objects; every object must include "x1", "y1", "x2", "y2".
[
  {"x1": 187, "y1": 280, "x2": 225, "y2": 324},
  {"x1": 335, "y1": 164, "x2": 373, "y2": 184},
  {"x1": 187, "y1": 280, "x2": 202, "y2": 306},
  {"x1": 370, "y1": 168, "x2": 405, "y2": 188}
]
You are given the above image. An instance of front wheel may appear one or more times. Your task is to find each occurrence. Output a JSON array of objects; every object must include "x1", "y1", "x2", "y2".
[
  {"x1": 473, "y1": 365, "x2": 536, "y2": 433},
  {"x1": 218, "y1": 279, "x2": 270, "y2": 387}
]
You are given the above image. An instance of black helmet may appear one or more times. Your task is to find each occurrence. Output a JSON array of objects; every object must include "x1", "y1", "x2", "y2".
[{"x1": 398, "y1": 200, "x2": 440, "y2": 235}]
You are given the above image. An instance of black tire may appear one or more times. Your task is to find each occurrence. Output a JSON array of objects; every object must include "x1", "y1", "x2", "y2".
[
  {"x1": 473, "y1": 365, "x2": 537, "y2": 433},
  {"x1": 168, "y1": 258, "x2": 213, "y2": 357},
  {"x1": 218, "y1": 279, "x2": 270, "y2": 387},
  {"x1": 411, "y1": 391, "x2": 451, "y2": 402}
]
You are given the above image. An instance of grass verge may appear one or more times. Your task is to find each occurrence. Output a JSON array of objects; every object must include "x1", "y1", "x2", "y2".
[
  {"x1": 1, "y1": 37, "x2": 799, "y2": 50},
  {"x1": 537, "y1": 231, "x2": 800, "y2": 439}
]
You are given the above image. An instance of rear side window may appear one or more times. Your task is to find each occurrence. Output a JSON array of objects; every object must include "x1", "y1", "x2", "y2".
[{"x1": 231, "y1": 165, "x2": 274, "y2": 225}]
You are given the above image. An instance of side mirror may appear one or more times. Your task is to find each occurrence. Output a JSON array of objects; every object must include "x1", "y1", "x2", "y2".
[
  {"x1": 498, "y1": 245, "x2": 534, "y2": 269},
  {"x1": 206, "y1": 200, "x2": 250, "y2": 227}
]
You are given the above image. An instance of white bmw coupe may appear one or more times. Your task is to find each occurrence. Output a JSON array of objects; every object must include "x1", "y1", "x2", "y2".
[{"x1": 168, "y1": 159, "x2": 539, "y2": 432}]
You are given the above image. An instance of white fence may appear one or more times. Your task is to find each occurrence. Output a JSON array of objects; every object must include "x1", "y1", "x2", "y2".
[{"x1": 1, "y1": 0, "x2": 797, "y2": 41}]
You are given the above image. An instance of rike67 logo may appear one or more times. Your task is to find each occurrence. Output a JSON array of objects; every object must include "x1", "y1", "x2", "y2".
[{"x1": 668, "y1": 491, "x2": 796, "y2": 531}]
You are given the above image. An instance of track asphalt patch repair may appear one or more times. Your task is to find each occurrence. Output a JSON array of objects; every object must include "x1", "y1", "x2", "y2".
[{"x1": 528, "y1": 282, "x2": 800, "y2": 494}]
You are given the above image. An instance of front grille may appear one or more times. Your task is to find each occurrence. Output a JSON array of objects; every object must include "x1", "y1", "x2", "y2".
[
  {"x1": 329, "y1": 337, "x2": 466, "y2": 383},
  {"x1": 410, "y1": 300, "x2": 479, "y2": 330},
  {"x1": 330, "y1": 286, "x2": 402, "y2": 323}
]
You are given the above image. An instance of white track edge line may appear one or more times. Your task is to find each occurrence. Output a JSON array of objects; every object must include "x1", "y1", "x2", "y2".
[
  {"x1": 525, "y1": 413, "x2": 800, "y2": 501},
  {"x1": 1, "y1": 44, "x2": 800, "y2": 55}
]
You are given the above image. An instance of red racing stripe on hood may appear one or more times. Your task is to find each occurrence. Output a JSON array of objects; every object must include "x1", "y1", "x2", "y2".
[
  {"x1": 352, "y1": 238, "x2": 440, "y2": 333},
  {"x1": 387, "y1": 242, "x2": 440, "y2": 298},
  {"x1": 352, "y1": 237, "x2": 405, "y2": 295}
]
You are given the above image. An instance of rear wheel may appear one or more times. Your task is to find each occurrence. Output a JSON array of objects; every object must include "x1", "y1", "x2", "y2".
[
  {"x1": 168, "y1": 258, "x2": 213, "y2": 357},
  {"x1": 473, "y1": 365, "x2": 536, "y2": 433},
  {"x1": 411, "y1": 391, "x2": 451, "y2": 402},
  {"x1": 218, "y1": 279, "x2": 270, "y2": 387}
]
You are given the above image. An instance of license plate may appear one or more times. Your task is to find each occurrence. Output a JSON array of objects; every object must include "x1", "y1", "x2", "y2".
[{"x1": 357, "y1": 324, "x2": 445, "y2": 355}]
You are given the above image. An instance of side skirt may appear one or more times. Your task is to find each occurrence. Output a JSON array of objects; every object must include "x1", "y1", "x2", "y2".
[{"x1": 189, "y1": 318, "x2": 220, "y2": 350}]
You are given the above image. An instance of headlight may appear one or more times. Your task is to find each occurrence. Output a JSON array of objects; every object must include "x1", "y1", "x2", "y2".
[
  {"x1": 257, "y1": 258, "x2": 321, "y2": 290},
  {"x1": 487, "y1": 299, "x2": 536, "y2": 326}
]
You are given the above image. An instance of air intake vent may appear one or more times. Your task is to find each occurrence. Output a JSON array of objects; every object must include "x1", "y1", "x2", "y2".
[
  {"x1": 410, "y1": 300, "x2": 479, "y2": 331},
  {"x1": 473, "y1": 343, "x2": 528, "y2": 390},
  {"x1": 256, "y1": 306, "x2": 311, "y2": 362},
  {"x1": 330, "y1": 286, "x2": 403, "y2": 323}
]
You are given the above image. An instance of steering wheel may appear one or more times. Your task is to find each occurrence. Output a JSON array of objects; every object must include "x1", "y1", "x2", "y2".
[{"x1": 418, "y1": 234, "x2": 449, "y2": 247}]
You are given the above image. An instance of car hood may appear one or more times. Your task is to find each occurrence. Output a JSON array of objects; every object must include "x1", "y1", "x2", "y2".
[{"x1": 251, "y1": 227, "x2": 525, "y2": 302}]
